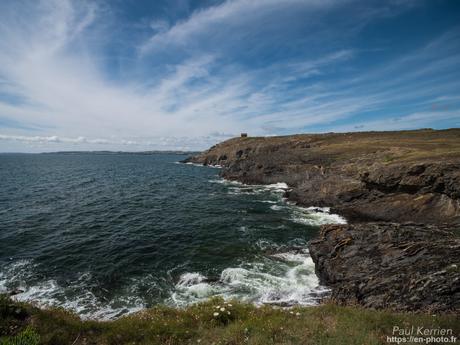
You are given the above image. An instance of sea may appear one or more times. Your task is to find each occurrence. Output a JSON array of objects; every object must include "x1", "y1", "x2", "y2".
[{"x1": 0, "y1": 153, "x2": 346, "y2": 319}]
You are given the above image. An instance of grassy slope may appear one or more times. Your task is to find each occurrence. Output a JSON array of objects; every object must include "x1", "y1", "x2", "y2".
[
  {"x1": 1, "y1": 296, "x2": 458, "y2": 345},
  {"x1": 201, "y1": 129, "x2": 460, "y2": 165}
]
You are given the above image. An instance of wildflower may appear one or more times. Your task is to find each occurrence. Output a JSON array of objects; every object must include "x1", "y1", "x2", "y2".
[
  {"x1": 228, "y1": 303, "x2": 232, "y2": 307},
  {"x1": 296, "y1": 312, "x2": 300, "y2": 316},
  {"x1": 213, "y1": 312, "x2": 219, "y2": 317},
  {"x1": 289, "y1": 311, "x2": 294, "y2": 314},
  {"x1": 220, "y1": 307, "x2": 226, "y2": 312},
  {"x1": 227, "y1": 311, "x2": 231, "y2": 315}
]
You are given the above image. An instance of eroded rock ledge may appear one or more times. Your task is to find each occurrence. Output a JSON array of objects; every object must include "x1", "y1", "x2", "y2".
[
  {"x1": 308, "y1": 223, "x2": 460, "y2": 312},
  {"x1": 184, "y1": 129, "x2": 460, "y2": 311}
]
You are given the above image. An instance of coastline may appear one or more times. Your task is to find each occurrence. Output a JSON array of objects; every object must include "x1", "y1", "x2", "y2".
[
  {"x1": 183, "y1": 129, "x2": 460, "y2": 312},
  {"x1": 1, "y1": 132, "x2": 460, "y2": 344}
]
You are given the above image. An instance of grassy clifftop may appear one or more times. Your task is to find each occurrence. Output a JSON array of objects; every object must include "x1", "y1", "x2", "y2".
[
  {"x1": 1, "y1": 295, "x2": 459, "y2": 345},
  {"x1": 185, "y1": 129, "x2": 460, "y2": 224},
  {"x1": 188, "y1": 129, "x2": 460, "y2": 167}
]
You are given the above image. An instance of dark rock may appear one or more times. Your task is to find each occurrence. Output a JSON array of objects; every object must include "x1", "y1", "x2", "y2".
[
  {"x1": 9, "y1": 288, "x2": 24, "y2": 296},
  {"x1": 308, "y1": 223, "x2": 460, "y2": 312}
]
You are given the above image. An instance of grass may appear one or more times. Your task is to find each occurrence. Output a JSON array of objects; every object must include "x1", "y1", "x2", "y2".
[{"x1": 1, "y1": 295, "x2": 458, "y2": 345}]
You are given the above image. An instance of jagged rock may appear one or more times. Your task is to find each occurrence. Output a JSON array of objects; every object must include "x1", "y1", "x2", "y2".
[{"x1": 308, "y1": 223, "x2": 460, "y2": 312}]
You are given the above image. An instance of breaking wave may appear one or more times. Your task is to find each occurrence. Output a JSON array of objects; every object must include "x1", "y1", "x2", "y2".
[
  {"x1": 0, "y1": 260, "x2": 145, "y2": 320},
  {"x1": 170, "y1": 249, "x2": 328, "y2": 307}
]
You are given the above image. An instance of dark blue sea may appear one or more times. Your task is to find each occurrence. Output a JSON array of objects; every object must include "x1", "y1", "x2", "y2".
[{"x1": 0, "y1": 153, "x2": 345, "y2": 319}]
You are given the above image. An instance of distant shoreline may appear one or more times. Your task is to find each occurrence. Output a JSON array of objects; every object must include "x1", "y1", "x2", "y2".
[{"x1": 0, "y1": 150, "x2": 200, "y2": 155}]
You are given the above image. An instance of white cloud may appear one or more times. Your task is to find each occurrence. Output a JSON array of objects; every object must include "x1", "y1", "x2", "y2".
[
  {"x1": 0, "y1": 134, "x2": 105, "y2": 144},
  {"x1": 139, "y1": 0, "x2": 342, "y2": 55},
  {"x1": 326, "y1": 110, "x2": 460, "y2": 133},
  {"x1": 0, "y1": 0, "x2": 458, "y2": 152}
]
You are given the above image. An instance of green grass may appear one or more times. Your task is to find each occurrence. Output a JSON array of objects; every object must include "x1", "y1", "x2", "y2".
[{"x1": 1, "y1": 295, "x2": 458, "y2": 345}]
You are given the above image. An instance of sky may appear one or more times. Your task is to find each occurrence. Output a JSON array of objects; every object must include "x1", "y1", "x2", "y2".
[{"x1": 0, "y1": 0, "x2": 459, "y2": 152}]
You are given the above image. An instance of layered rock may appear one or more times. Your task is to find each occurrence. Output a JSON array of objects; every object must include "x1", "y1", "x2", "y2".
[{"x1": 308, "y1": 223, "x2": 460, "y2": 312}]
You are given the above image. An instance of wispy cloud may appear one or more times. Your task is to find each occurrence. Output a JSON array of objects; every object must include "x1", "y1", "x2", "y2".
[
  {"x1": 139, "y1": 0, "x2": 343, "y2": 55},
  {"x1": 0, "y1": 0, "x2": 459, "y2": 152},
  {"x1": 326, "y1": 110, "x2": 460, "y2": 132}
]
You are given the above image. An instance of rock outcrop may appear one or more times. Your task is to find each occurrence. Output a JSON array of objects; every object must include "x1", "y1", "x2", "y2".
[
  {"x1": 185, "y1": 129, "x2": 460, "y2": 225},
  {"x1": 184, "y1": 129, "x2": 460, "y2": 311},
  {"x1": 308, "y1": 223, "x2": 460, "y2": 312}
]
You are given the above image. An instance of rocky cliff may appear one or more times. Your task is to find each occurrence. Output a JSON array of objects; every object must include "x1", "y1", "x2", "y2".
[
  {"x1": 309, "y1": 223, "x2": 460, "y2": 312},
  {"x1": 185, "y1": 129, "x2": 460, "y2": 311}
]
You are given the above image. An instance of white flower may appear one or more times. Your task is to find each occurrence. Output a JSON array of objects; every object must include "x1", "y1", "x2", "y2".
[
  {"x1": 227, "y1": 311, "x2": 231, "y2": 315},
  {"x1": 213, "y1": 312, "x2": 219, "y2": 317},
  {"x1": 220, "y1": 307, "x2": 226, "y2": 312},
  {"x1": 296, "y1": 312, "x2": 300, "y2": 316},
  {"x1": 228, "y1": 303, "x2": 232, "y2": 307},
  {"x1": 290, "y1": 311, "x2": 294, "y2": 314},
  {"x1": 216, "y1": 306, "x2": 220, "y2": 309}
]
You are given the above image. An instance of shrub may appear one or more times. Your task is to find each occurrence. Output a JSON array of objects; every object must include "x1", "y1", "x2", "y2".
[{"x1": 0, "y1": 327, "x2": 40, "y2": 345}]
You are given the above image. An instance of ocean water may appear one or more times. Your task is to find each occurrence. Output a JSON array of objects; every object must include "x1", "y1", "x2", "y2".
[{"x1": 0, "y1": 153, "x2": 345, "y2": 319}]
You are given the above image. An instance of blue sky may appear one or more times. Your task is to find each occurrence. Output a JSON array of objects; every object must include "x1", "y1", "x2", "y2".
[{"x1": 0, "y1": 0, "x2": 459, "y2": 152}]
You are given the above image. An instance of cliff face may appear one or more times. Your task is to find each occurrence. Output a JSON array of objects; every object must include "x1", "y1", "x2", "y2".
[
  {"x1": 185, "y1": 129, "x2": 460, "y2": 225},
  {"x1": 309, "y1": 223, "x2": 460, "y2": 312},
  {"x1": 185, "y1": 129, "x2": 460, "y2": 311}
]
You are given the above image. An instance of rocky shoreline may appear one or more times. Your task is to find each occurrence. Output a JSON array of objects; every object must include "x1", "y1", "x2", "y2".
[{"x1": 184, "y1": 129, "x2": 460, "y2": 312}]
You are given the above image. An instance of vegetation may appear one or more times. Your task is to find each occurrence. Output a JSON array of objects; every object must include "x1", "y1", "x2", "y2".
[
  {"x1": 0, "y1": 327, "x2": 40, "y2": 345},
  {"x1": 1, "y1": 295, "x2": 458, "y2": 345}
]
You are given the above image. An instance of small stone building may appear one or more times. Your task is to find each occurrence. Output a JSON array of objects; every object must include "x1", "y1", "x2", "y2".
[{"x1": 240, "y1": 133, "x2": 248, "y2": 137}]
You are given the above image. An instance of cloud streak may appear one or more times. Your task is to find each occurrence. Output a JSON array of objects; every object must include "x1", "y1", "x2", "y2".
[{"x1": 0, "y1": 0, "x2": 459, "y2": 152}]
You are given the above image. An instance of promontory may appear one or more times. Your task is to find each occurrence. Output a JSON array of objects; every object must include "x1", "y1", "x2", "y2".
[{"x1": 184, "y1": 128, "x2": 460, "y2": 312}]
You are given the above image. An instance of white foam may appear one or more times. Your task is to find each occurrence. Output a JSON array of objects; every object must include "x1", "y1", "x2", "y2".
[
  {"x1": 184, "y1": 162, "x2": 205, "y2": 167},
  {"x1": 289, "y1": 206, "x2": 346, "y2": 226},
  {"x1": 169, "y1": 250, "x2": 329, "y2": 307},
  {"x1": 171, "y1": 273, "x2": 217, "y2": 304},
  {"x1": 220, "y1": 180, "x2": 290, "y2": 197},
  {"x1": 270, "y1": 205, "x2": 284, "y2": 211},
  {"x1": 211, "y1": 175, "x2": 345, "y2": 226},
  {"x1": 208, "y1": 179, "x2": 243, "y2": 185},
  {"x1": 182, "y1": 162, "x2": 222, "y2": 168},
  {"x1": 0, "y1": 260, "x2": 146, "y2": 320},
  {"x1": 176, "y1": 272, "x2": 206, "y2": 287},
  {"x1": 265, "y1": 182, "x2": 289, "y2": 190}
]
